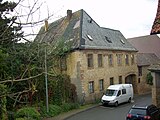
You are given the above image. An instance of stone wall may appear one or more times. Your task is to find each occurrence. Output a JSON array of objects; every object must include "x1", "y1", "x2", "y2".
[{"x1": 66, "y1": 49, "x2": 138, "y2": 103}]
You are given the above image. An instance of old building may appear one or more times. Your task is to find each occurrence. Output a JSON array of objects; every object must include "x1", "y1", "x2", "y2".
[
  {"x1": 128, "y1": 35, "x2": 160, "y2": 94},
  {"x1": 148, "y1": 64, "x2": 160, "y2": 107},
  {"x1": 128, "y1": 35, "x2": 160, "y2": 58},
  {"x1": 35, "y1": 9, "x2": 138, "y2": 103}
]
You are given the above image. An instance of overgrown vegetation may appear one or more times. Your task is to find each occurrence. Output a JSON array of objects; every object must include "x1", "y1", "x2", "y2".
[
  {"x1": 146, "y1": 72, "x2": 153, "y2": 85},
  {"x1": 0, "y1": 0, "x2": 78, "y2": 119}
]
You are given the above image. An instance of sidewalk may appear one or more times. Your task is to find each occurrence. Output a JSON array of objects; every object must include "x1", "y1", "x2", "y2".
[{"x1": 43, "y1": 104, "x2": 99, "y2": 120}]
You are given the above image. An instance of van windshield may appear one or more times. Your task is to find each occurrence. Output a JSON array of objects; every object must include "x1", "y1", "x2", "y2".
[{"x1": 105, "y1": 89, "x2": 117, "y2": 96}]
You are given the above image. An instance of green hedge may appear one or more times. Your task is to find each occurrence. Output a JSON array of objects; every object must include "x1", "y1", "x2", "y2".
[
  {"x1": 15, "y1": 107, "x2": 40, "y2": 120},
  {"x1": 40, "y1": 103, "x2": 79, "y2": 117}
]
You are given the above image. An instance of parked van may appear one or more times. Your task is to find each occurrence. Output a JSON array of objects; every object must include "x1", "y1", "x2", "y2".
[{"x1": 101, "y1": 84, "x2": 133, "y2": 106}]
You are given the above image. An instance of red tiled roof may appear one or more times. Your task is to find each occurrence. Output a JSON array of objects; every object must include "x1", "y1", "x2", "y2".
[{"x1": 151, "y1": 0, "x2": 160, "y2": 35}]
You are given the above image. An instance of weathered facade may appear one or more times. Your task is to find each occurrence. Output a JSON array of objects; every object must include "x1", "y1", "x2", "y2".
[
  {"x1": 66, "y1": 50, "x2": 138, "y2": 103},
  {"x1": 128, "y1": 36, "x2": 160, "y2": 95},
  {"x1": 35, "y1": 9, "x2": 138, "y2": 103},
  {"x1": 148, "y1": 64, "x2": 160, "y2": 107},
  {"x1": 136, "y1": 53, "x2": 160, "y2": 94}
]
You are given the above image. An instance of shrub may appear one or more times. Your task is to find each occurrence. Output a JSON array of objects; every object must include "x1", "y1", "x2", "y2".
[
  {"x1": 40, "y1": 104, "x2": 62, "y2": 117},
  {"x1": 15, "y1": 107, "x2": 40, "y2": 120},
  {"x1": 61, "y1": 103, "x2": 79, "y2": 112}
]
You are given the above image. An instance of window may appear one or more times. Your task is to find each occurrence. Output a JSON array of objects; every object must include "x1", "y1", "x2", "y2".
[
  {"x1": 89, "y1": 81, "x2": 94, "y2": 93},
  {"x1": 131, "y1": 54, "x2": 135, "y2": 65},
  {"x1": 108, "y1": 54, "x2": 113, "y2": 66},
  {"x1": 125, "y1": 54, "x2": 129, "y2": 65},
  {"x1": 138, "y1": 78, "x2": 141, "y2": 83},
  {"x1": 105, "y1": 36, "x2": 112, "y2": 43},
  {"x1": 138, "y1": 66, "x2": 142, "y2": 76},
  {"x1": 119, "y1": 76, "x2": 122, "y2": 84},
  {"x1": 122, "y1": 89, "x2": 126, "y2": 94},
  {"x1": 117, "y1": 90, "x2": 121, "y2": 96},
  {"x1": 98, "y1": 54, "x2": 103, "y2": 67},
  {"x1": 117, "y1": 54, "x2": 122, "y2": 65},
  {"x1": 120, "y1": 39, "x2": 125, "y2": 44},
  {"x1": 87, "y1": 34, "x2": 93, "y2": 41},
  {"x1": 87, "y1": 54, "x2": 93, "y2": 68},
  {"x1": 110, "y1": 77, "x2": 114, "y2": 85},
  {"x1": 99, "y1": 79, "x2": 104, "y2": 91}
]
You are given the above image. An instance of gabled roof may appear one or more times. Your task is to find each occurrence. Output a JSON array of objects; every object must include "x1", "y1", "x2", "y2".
[
  {"x1": 128, "y1": 35, "x2": 160, "y2": 58},
  {"x1": 35, "y1": 9, "x2": 137, "y2": 52},
  {"x1": 137, "y1": 53, "x2": 160, "y2": 66}
]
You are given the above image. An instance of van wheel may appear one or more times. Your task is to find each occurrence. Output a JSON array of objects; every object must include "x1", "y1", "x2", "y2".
[
  {"x1": 114, "y1": 101, "x2": 118, "y2": 107},
  {"x1": 128, "y1": 98, "x2": 131, "y2": 103}
]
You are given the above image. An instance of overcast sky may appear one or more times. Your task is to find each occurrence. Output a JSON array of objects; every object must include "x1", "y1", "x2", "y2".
[
  {"x1": 13, "y1": 0, "x2": 158, "y2": 39},
  {"x1": 40, "y1": 0, "x2": 158, "y2": 39}
]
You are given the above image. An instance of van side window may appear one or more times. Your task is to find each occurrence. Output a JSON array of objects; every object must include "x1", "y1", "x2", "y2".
[
  {"x1": 117, "y1": 90, "x2": 121, "y2": 96},
  {"x1": 122, "y1": 89, "x2": 126, "y2": 94}
]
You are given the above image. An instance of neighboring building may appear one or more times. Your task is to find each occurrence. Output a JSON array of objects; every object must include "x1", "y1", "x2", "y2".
[
  {"x1": 128, "y1": 35, "x2": 160, "y2": 59},
  {"x1": 128, "y1": 35, "x2": 160, "y2": 94},
  {"x1": 148, "y1": 64, "x2": 160, "y2": 107},
  {"x1": 35, "y1": 9, "x2": 138, "y2": 103},
  {"x1": 137, "y1": 53, "x2": 160, "y2": 94}
]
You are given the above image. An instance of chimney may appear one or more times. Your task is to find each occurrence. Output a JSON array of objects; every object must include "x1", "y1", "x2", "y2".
[
  {"x1": 44, "y1": 20, "x2": 48, "y2": 32},
  {"x1": 151, "y1": 0, "x2": 160, "y2": 35},
  {"x1": 67, "y1": 10, "x2": 72, "y2": 20}
]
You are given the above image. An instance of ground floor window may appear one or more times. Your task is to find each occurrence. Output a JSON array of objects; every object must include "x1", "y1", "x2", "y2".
[
  {"x1": 99, "y1": 79, "x2": 104, "y2": 91},
  {"x1": 110, "y1": 77, "x2": 114, "y2": 85},
  {"x1": 89, "y1": 81, "x2": 94, "y2": 93}
]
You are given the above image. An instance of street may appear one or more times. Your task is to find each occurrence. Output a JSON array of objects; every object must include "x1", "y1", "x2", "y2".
[{"x1": 65, "y1": 94, "x2": 151, "y2": 120}]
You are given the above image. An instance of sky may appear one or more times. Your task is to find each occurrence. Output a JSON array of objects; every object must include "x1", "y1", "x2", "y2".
[{"x1": 13, "y1": 0, "x2": 158, "y2": 39}]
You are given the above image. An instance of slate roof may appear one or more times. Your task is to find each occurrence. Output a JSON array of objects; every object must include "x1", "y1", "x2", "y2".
[
  {"x1": 35, "y1": 9, "x2": 137, "y2": 52},
  {"x1": 128, "y1": 35, "x2": 160, "y2": 58},
  {"x1": 148, "y1": 63, "x2": 160, "y2": 72},
  {"x1": 137, "y1": 53, "x2": 160, "y2": 66}
]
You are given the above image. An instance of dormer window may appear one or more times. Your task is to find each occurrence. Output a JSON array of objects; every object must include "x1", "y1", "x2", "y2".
[
  {"x1": 87, "y1": 34, "x2": 93, "y2": 41},
  {"x1": 120, "y1": 39, "x2": 125, "y2": 44},
  {"x1": 88, "y1": 18, "x2": 93, "y2": 23},
  {"x1": 105, "y1": 36, "x2": 112, "y2": 43}
]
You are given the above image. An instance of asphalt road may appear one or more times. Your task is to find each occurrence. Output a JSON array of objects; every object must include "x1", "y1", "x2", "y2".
[{"x1": 65, "y1": 94, "x2": 151, "y2": 120}]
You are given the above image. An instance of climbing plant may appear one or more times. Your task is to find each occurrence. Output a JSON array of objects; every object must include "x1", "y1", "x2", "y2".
[{"x1": 146, "y1": 72, "x2": 153, "y2": 85}]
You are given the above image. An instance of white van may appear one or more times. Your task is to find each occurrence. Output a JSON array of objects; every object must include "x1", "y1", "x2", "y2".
[{"x1": 101, "y1": 84, "x2": 133, "y2": 106}]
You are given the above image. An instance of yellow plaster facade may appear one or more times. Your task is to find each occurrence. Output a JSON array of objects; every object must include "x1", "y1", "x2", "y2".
[{"x1": 66, "y1": 49, "x2": 138, "y2": 103}]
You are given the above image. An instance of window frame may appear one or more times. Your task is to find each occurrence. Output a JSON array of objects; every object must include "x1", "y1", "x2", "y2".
[
  {"x1": 138, "y1": 66, "x2": 142, "y2": 76},
  {"x1": 87, "y1": 54, "x2": 94, "y2": 68},
  {"x1": 117, "y1": 54, "x2": 122, "y2": 66},
  {"x1": 110, "y1": 77, "x2": 114, "y2": 85},
  {"x1": 89, "y1": 81, "x2": 94, "y2": 93},
  {"x1": 131, "y1": 54, "x2": 135, "y2": 65},
  {"x1": 108, "y1": 54, "x2": 113, "y2": 66},
  {"x1": 122, "y1": 89, "x2": 126, "y2": 94},
  {"x1": 98, "y1": 54, "x2": 103, "y2": 67},
  {"x1": 125, "y1": 54, "x2": 129, "y2": 65},
  {"x1": 99, "y1": 79, "x2": 104, "y2": 91}
]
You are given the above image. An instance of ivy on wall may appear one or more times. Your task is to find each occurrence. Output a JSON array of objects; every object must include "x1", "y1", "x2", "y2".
[{"x1": 146, "y1": 72, "x2": 153, "y2": 85}]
